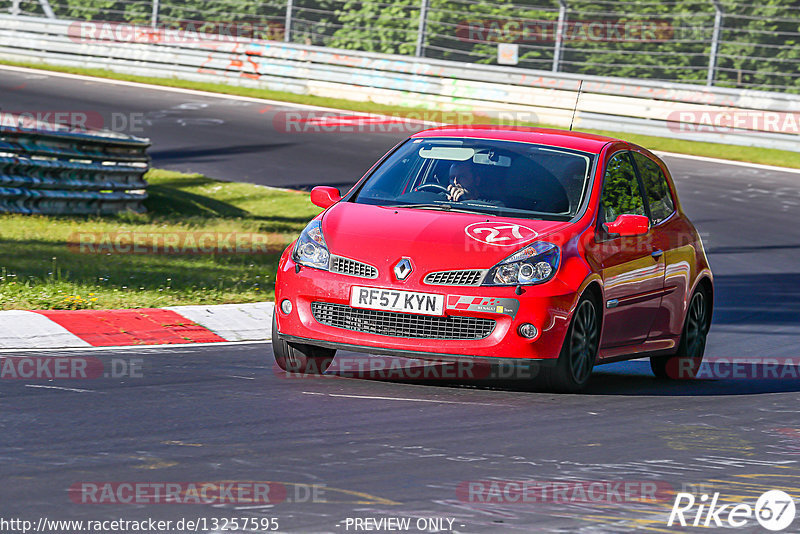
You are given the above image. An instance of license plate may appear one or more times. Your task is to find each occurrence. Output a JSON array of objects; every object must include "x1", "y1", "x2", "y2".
[{"x1": 350, "y1": 286, "x2": 445, "y2": 316}]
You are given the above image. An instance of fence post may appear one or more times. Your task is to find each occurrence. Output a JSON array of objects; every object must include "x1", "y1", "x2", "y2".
[
  {"x1": 552, "y1": 0, "x2": 567, "y2": 72},
  {"x1": 10, "y1": 0, "x2": 21, "y2": 16},
  {"x1": 38, "y1": 0, "x2": 55, "y2": 18},
  {"x1": 151, "y1": 0, "x2": 159, "y2": 28},
  {"x1": 284, "y1": 0, "x2": 293, "y2": 42},
  {"x1": 707, "y1": 0, "x2": 723, "y2": 86},
  {"x1": 415, "y1": 0, "x2": 429, "y2": 57}
]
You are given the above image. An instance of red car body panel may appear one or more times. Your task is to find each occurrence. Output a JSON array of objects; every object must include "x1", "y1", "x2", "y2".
[{"x1": 274, "y1": 127, "x2": 713, "y2": 366}]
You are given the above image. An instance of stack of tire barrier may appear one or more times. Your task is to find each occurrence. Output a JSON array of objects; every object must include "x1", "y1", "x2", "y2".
[{"x1": 0, "y1": 114, "x2": 150, "y2": 215}]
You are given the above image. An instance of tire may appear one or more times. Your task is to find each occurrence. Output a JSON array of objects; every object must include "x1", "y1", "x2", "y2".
[
  {"x1": 272, "y1": 314, "x2": 335, "y2": 374},
  {"x1": 651, "y1": 285, "x2": 710, "y2": 379},
  {"x1": 544, "y1": 292, "x2": 601, "y2": 393}
]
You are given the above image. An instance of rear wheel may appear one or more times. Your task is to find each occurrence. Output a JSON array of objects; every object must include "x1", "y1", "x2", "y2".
[
  {"x1": 651, "y1": 286, "x2": 710, "y2": 379},
  {"x1": 544, "y1": 293, "x2": 600, "y2": 392},
  {"x1": 272, "y1": 314, "x2": 335, "y2": 374}
]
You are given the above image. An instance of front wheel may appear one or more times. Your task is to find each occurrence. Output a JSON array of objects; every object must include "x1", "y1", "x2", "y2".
[
  {"x1": 543, "y1": 293, "x2": 600, "y2": 392},
  {"x1": 651, "y1": 286, "x2": 710, "y2": 379},
  {"x1": 272, "y1": 314, "x2": 335, "y2": 374}
]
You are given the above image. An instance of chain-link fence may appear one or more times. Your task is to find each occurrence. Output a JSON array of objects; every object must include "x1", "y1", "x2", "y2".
[{"x1": 4, "y1": 0, "x2": 800, "y2": 93}]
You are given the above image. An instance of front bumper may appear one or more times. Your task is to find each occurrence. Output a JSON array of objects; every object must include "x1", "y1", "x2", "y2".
[
  {"x1": 278, "y1": 333, "x2": 558, "y2": 368},
  {"x1": 275, "y1": 253, "x2": 578, "y2": 362}
]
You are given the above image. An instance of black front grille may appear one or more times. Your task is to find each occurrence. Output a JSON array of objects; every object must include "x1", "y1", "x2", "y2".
[
  {"x1": 329, "y1": 255, "x2": 378, "y2": 279},
  {"x1": 424, "y1": 269, "x2": 485, "y2": 286},
  {"x1": 311, "y1": 302, "x2": 496, "y2": 340}
]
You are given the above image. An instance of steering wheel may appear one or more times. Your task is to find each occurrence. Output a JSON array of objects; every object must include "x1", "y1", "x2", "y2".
[{"x1": 414, "y1": 183, "x2": 449, "y2": 194}]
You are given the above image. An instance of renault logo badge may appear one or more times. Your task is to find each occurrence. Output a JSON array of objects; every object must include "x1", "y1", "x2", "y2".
[{"x1": 394, "y1": 258, "x2": 413, "y2": 280}]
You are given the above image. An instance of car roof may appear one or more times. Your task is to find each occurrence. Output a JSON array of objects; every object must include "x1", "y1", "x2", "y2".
[{"x1": 411, "y1": 125, "x2": 619, "y2": 153}]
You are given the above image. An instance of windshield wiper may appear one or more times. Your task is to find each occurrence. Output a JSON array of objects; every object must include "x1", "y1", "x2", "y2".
[
  {"x1": 393, "y1": 203, "x2": 449, "y2": 209},
  {"x1": 392, "y1": 203, "x2": 487, "y2": 215}
]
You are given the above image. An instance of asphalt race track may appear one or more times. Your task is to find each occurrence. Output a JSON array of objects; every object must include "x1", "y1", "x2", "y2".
[
  {"x1": 0, "y1": 67, "x2": 415, "y2": 191},
  {"x1": 2, "y1": 66, "x2": 800, "y2": 533}
]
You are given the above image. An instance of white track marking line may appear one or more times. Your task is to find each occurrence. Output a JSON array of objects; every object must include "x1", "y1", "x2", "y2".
[
  {"x1": 0, "y1": 64, "x2": 437, "y2": 126},
  {"x1": 25, "y1": 384, "x2": 96, "y2": 393},
  {"x1": 301, "y1": 391, "x2": 510, "y2": 406},
  {"x1": 654, "y1": 151, "x2": 800, "y2": 174},
  {"x1": 4, "y1": 65, "x2": 797, "y2": 173},
  {"x1": 226, "y1": 375, "x2": 256, "y2": 380}
]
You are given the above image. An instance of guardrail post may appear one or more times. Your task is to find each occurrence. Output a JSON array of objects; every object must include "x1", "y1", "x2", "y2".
[
  {"x1": 151, "y1": 0, "x2": 159, "y2": 28},
  {"x1": 10, "y1": 0, "x2": 21, "y2": 16},
  {"x1": 707, "y1": 0, "x2": 723, "y2": 86},
  {"x1": 552, "y1": 0, "x2": 567, "y2": 72},
  {"x1": 415, "y1": 0, "x2": 429, "y2": 57},
  {"x1": 284, "y1": 0, "x2": 293, "y2": 42},
  {"x1": 38, "y1": 0, "x2": 55, "y2": 18}
]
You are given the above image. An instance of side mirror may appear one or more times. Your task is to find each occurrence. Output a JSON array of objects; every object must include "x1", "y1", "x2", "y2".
[
  {"x1": 310, "y1": 186, "x2": 341, "y2": 209},
  {"x1": 603, "y1": 214, "x2": 649, "y2": 237}
]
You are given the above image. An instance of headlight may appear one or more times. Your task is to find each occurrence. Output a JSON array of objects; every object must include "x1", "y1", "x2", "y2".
[
  {"x1": 484, "y1": 242, "x2": 559, "y2": 286},
  {"x1": 293, "y1": 220, "x2": 330, "y2": 270}
]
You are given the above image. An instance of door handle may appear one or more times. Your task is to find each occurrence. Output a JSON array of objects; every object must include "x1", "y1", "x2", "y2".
[{"x1": 651, "y1": 249, "x2": 664, "y2": 259}]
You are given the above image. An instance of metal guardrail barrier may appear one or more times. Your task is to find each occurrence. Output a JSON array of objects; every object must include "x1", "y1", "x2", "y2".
[
  {"x1": 0, "y1": 16, "x2": 798, "y2": 152},
  {"x1": 3, "y1": 0, "x2": 800, "y2": 94},
  {"x1": 0, "y1": 114, "x2": 150, "y2": 215}
]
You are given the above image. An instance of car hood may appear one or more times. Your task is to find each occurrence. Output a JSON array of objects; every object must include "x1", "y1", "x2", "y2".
[{"x1": 321, "y1": 202, "x2": 571, "y2": 272}]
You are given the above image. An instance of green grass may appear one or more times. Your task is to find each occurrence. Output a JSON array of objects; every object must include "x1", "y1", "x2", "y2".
[
  {"x1": 4, "y1": 59, "x2": 800, "y2": 169},
  {"x1": 1, "y1": 60, "x2": 796, "y2": 310},
  {"x1": 0, "y1": 170, "x2": 321, "y2": 310}
]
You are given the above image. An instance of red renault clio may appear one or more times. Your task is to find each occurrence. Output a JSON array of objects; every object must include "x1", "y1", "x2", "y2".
[{"x1": 272, "y1": 126, "x2": 713, "y2": 392}]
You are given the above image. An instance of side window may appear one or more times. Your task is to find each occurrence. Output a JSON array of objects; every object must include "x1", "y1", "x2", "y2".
[
  {"x1": 633, "y1": 152, "x2": 675, "y2": 224},
  {"x1": 600, "y1": 151, "x2": 645, "y2": 224}
]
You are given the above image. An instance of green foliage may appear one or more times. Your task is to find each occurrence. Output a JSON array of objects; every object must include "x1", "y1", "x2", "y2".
[
  {"x1": 714, "y1": 1, "x2": 800, "y2": 91},
  {"x1": 288, "y1": 0, "x2": 341, "y2": 45},
  {"x1": 554, "y1": 1, "x2": 713, "y2": 83},
  {"x1": 62, "y1": 0, "x2": 119, "y2": 21},
  {"x1": 15, "y1": 0, "x2": 797, "y2": 91},
  {"x1": 321, "y1": 0, "x2": 800, "y2": 92},
  {"x1": 425, "y1": 0, "x2": 557, "y2": 66},
  {"x1": 329, "y1": 0, "x2": 420, "y2": 54}
]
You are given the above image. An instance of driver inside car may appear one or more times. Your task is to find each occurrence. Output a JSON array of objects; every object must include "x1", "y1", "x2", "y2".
[{"x1": 447, "y1": 161, "x2": 485, "y2": 202}]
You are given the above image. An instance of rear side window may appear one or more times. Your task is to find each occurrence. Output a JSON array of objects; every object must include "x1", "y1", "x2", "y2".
[
  {"x1": 632, "y1": 152, "x2": 675, "y2": 224},
  {"x1": 600, "y1": 151, "x2": 645, "y2": 224}
]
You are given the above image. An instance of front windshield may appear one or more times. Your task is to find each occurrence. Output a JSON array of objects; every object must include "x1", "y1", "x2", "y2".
[{"x1": 352, "y1": 137, "x2": 595, "y2": 220}]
